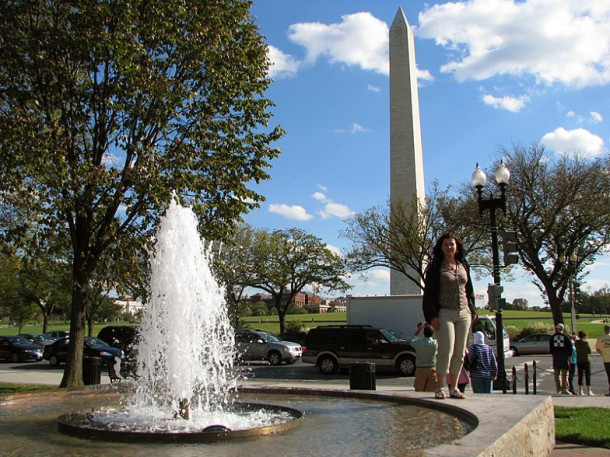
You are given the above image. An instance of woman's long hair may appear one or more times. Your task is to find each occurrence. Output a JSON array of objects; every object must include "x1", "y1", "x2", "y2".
[{"x1": 431, "y1": 233, "x2": 467, "y2": 264}]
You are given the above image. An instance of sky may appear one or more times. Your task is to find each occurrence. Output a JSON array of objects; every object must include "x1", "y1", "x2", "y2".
[{"x1": 241, "y1": 0, "x2": 610, "y2": 307}]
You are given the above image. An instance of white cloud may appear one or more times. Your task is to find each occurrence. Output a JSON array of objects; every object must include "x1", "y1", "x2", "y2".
[
  {"x1": 268, "y1": 13, "x2": 433, "y2": 82},
  {"x1": 318, "y1": 202, "x2": 356, "y2": 220},
  {"x1": 312, "y1": 191, "x2": 329, "y2": 202},
  {"x1": 417, "y1": 0, "x2": 610, "y2": 88},
  {"x1": 333, "y1": 122, "x2": 370, "y2": 134},
  {"x1": 367, "y1": 84, "x2": 381, "y2": 92},
  {"x1": 267, "y1": 45, "x2": 301, "y2": 78},
  {"x1": 368, "y1": 269, "x2": 391, "y2": 282},
  {"x1": 288, "y1": 12, "x2": 390, "y2": 75},
  {"x1": 325, "y1": 244, "x2": 343, "y2": 256},
  {"x1": 566, "y1": 110, "x2": 604, "y2": 124},
  {"x1": 482, "y1": 94, "x2": 530, "y2": 112},
  {"x1": 268, "y1": 203, "x2": 314, "y2": 221},
  {"x1": 541, "y1": 127, "x2": 604, "y2": 157}
]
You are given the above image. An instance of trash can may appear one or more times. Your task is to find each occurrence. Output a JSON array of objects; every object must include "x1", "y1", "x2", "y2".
[
  {"x1": 350, "y1": 362, "x2": 376, "y2": 390},
  {"x1": 82, "y1": 356, "x2": 102, "y2": 385}
]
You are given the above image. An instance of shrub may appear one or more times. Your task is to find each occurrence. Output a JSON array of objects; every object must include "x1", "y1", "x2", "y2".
[
  {"x1": 286, "y1": 320, "x2": 305, "y2": 332},
  {"x1": 515, "y1": 322, "x2": 554, "y2": 340}
]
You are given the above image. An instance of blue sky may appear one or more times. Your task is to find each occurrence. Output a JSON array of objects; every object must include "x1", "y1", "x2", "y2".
[{"x1": 242, "y1": 0, "x2": 610, "y2": 306}]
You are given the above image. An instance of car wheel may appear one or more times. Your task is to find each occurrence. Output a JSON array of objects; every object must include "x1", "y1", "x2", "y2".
[
  {"x1": 318, "y1": 355, "x2": 339, "y2": 375},
  {"x1": 397, "y1": 354, "x2": 416, "y2": 376},
  {"x1": 49, "y1": 355, "x2": 60, "y2": 366},
  {"x1": 510, "y1": 347, "x2": 519, "y2": 356},
  {"x1": 11, "y1": 352, "x2": 20, "y2": 363},
  {"x1": 267, "y1": 351, "x2": 282, "y2": 366}
]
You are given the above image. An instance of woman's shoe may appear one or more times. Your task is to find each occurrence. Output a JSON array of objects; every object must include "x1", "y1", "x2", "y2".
[
  {"x1": 434, "y1": 388, "x2": 446, "y2": 399},
  {"x1": 450, "y1": 389, "x2": 466, "y2": 399}
]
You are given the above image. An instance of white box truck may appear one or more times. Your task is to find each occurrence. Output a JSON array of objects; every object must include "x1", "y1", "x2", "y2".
[{"x1": 346, "y1": 294, "x2": 511, "y2": 356}]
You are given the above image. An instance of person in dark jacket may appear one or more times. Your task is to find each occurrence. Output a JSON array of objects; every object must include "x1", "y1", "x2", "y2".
[
  {"x1": 423, "y1": 233, "x2": 478, "y2": 400},
  {"x1": 550, "y1": 323, "x2": 573, "y2": 395},
  {"x1": 468, "y1": 331, "x2": 498, "y2": 393}
]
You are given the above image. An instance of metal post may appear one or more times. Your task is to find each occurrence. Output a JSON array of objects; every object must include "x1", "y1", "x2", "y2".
[
  {"x1": 512, "y1": 366, "x2": 517, "y2": 394},
  {"x1": 524, "y1": 363, "x2": 529, "y2": 395},
  {"x1": 533, "y1": 360, "x2": 537, "y2": 395},
  {"x1": 489, "y1": 206, "x2": 507, "y2": 394},
  {"x1": 570, "y1": 280, "x2": 577, "y2": 335}
]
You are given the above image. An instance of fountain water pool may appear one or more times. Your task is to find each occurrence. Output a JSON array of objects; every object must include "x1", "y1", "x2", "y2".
[{"x1": 1, "y1": 388, "x2": 474, "y2": 455}]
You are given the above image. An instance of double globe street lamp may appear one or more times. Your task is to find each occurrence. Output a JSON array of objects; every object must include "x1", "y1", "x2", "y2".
[{"x1": 471, "y1": 161, "x2": 512, "y2": 393}]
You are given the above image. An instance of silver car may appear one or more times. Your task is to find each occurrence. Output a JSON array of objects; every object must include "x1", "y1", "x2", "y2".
[
  {"x1": 235, "y1": 329, "x2": 302, "y2": 366},
  {"x1": 509, "y1": 333, "x2": 552, "y2": 356}
]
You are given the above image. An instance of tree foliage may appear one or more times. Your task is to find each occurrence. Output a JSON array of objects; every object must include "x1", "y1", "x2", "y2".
[
  {"x1": 211, "y1": 223, "x2": 259, "y2": 326},
  {"x1": 0, "y1": 0, "x2": 282, "y2": 387},
  {"x1": 504, "y1": 144, "x2": 610, "y2": 324},
  {"x1": 341, "y1": 182, "x2": 490, "y2": 291},
  {"x1": 246, "y1": 227, "x2": 350, "y2": 334}
]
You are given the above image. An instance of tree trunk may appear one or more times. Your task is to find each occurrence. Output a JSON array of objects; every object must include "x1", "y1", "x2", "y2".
[
  {"x1": 42, "y1": 313, "x2": 49, "y2": 334},
  {"x1": 547, "y1": 290, "x2": 565, "y2": 327},
  {"x1": 60, "y1": 262, "x2": 89, "y2": 388}
]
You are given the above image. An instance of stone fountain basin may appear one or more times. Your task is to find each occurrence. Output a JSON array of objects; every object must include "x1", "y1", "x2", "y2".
[{"x1": 57, "y1": 402, "x2": 304, "y2": 443}]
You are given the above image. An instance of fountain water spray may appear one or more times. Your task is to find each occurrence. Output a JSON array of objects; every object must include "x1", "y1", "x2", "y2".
[{"x1": 129, "y1": 198, "x2": 236, "y2": 419}]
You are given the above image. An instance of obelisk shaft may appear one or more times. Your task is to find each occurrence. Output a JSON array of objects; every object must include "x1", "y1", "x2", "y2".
[{"x1": 389, "y1": 7, "x2": 425, "y2": 295}]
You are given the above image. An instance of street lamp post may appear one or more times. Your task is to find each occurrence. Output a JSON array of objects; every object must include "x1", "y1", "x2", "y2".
[
  {"x1": 472, "y1": 161, "x2": 511, "y2": 393},
  {"x1": 560, "y1": 253, "x2": 578, "y2": 335}
]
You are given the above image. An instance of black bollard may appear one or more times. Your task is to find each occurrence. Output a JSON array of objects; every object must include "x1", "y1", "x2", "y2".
[
  {"x1": 512, "y1": 366, "x2": 517, "y2": 394},
  {"x1": 524, "y1": 363, "x2": 529, "y2": 395},
  {"x1": 532, "y1": 360, "x2": 537, "y2": 395}
]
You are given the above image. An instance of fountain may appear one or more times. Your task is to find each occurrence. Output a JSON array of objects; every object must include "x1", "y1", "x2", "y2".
[{"x1": 57, "y1": 198, "x2": 303, "y2": 441}]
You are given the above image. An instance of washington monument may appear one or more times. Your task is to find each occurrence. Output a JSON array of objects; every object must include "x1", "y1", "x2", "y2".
[{"x1": 389, "y1": 8, "x2": 425, "y2": 295}]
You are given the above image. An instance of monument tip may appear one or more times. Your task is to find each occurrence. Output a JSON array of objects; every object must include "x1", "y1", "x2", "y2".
[{"x1": 391, "y1": 6, "x2": 410, "y2": 29}]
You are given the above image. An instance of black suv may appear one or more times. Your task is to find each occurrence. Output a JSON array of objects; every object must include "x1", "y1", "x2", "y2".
[
  {"x1": 97, "y1": 325, "x2": 139, "y2": 378},
  {"x1": 302, "y1": 325, "x2": 416, "y2": 376}
]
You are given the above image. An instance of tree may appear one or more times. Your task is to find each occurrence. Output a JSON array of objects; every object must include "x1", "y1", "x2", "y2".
[
  {"x1": 0, "y1": 0, "x2": 282, "y2": 387},
  {"x1": 211, "y1": 224, "x2": 259, "y2": 326},
  {"x1": 503, "y1": 144, "x2": 610, "y2": 325},
  {"x1": 248, "y1": 228, "x2": 351, "y2": 334},
  {"x1": 341, "y1": 182, "x2": 490, "y2": 291},
  {"x1": 580, "y1": 287, "x2": 610, "y2": 315}
]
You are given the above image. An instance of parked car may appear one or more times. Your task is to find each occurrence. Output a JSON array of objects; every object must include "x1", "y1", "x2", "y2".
[
  {"x1": 43, "y1": 337, "x2": 123, "y2": 366},
  {"x1": 234, "y1": 329, "x2": 302, "y2": 366},
  {"x1": 302, "y1": 325, "x2": 417, "y2": 376},
  {"x1": 18, "y1": 333, "x2": 56, "y2": 347},
  {"x1": 509, "y1": 333, "x2": 552, "y2": 356},
  {"x1": 0, "y1": 335, "x2": 44, "y2": 362},
  {"x1": 97, "y1": 326, "x2": 139, "y2": 359},
  {"x1": 44, "y1": 331, "x2": 70, "y2": 340}
]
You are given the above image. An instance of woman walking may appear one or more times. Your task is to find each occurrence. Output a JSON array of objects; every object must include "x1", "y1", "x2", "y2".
[{"x1": 423, "y1": 233, "x2": 478, "y2": 399}]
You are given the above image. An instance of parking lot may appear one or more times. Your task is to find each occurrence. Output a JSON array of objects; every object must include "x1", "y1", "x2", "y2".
[{"x1": 2, "y1": 353, "x2": 608, "y2": 396}]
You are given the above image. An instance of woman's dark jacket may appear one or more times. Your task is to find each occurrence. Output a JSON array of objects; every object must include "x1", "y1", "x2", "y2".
[{"x1": 422, "y1": 259, "x2": 477, "y2": 323}]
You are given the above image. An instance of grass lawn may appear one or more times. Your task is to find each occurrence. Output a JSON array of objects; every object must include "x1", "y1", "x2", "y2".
[
  {"x1": 0, "y1": 383, "x2": 59, "y2": 394},
  {"x1": 555, "y1": 406, "x2": 610, "y2": 449},
  {"x1": 2, "y1": 310, "x2": 607, "y2": 339}
]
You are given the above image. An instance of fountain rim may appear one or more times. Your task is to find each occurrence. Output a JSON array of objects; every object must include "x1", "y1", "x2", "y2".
[{"x1": 57, "y1": 401, "x2": 304, "y2": 444}]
